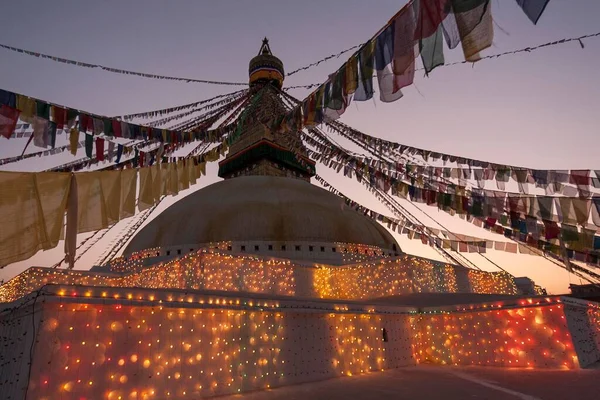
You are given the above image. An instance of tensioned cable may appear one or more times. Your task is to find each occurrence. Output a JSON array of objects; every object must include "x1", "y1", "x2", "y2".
[
  {"x1": 284, "y1": 31, "x2": 600, "y2": 90},
  {"x1": 0, "y1": 42, "x2": 247, "y2": 86},
  {"x1": 115, "y1": 89, "x2": 248, "y2": 120},
  {"x1": 286, "y1": 43, "x2": 363, "y2": 77}
]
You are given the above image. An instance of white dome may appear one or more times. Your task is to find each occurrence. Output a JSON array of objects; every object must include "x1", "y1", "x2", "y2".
[{"x1": 124, "y1": 176, "x2": 399, "y2": 255}]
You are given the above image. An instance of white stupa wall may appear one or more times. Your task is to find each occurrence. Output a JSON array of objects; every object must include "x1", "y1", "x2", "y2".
[
  {"x1": 7, "y1": 289, "x2": 416, "y2": 400},
  {"x1": 0, "y1": 303, "x2": 43, "y2": 400},
  {"x1": 563, "y1": 298, "x2": 600, "y2": 368},
  {"x1": 2, "y1": 287, "x2": 600, "y2": 400}
]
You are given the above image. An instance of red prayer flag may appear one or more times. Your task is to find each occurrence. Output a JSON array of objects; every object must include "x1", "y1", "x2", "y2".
[
  {"x1": 570, "y1": 170, "x2": 591, "y2": 197},
  {"x1": 96, "y1": 137, "x2": 105, "y2": 161},
  {"x1": 461, "y1": 196, "x2": 470, "y2": 213},
  {"x1": 415, "y1": 0, "x2": 448, "y2": 40},
  {"x1": 139, "y1": 151, "x2": 145, "y2": 167},
  {"x1": 391, "y1": 6, "x2": 416, "y2": 75},
  {"x1": 0, "y1": 105, "x2": 20, "y2": 139},
  {"x1": 112, "y1": 120, "x2": 122, "y2": 137},
  {"x1": 543, "y1": 220, "x2": 560, "y2": 240},
  {"x1": 52, "y1": 106, "x2": 67, "y2": 129},
  {"x1": 570, "y1": 170, "x2": 590, "y2": 185},
  {"x1": 484, "y1": 217, "x2": 497, "y2": 228},
  {"x1": 79, "y1": 114, "x2": 93, "y2": 133}
]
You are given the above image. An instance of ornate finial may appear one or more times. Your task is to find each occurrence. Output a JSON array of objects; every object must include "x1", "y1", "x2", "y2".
[
  {"x1": 249, "y1": 37, "x2": 284, "y2": 89},
  {"x1": 259, "y1": 38, "x2": 272, "y2": 56}
]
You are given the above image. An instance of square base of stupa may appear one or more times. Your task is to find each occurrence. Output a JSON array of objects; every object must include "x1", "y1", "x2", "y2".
[{"x1": 1, "y1": 284, "x2": 599, "y2": 400}]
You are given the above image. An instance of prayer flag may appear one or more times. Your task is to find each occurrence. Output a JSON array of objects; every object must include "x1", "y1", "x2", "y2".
[
  {"x1": 120, "y1": 168, "x2": 137, "y2": 219},
  {"x1": 79, "y1": 114, "x2": 93, "y2": 133},
  {"x1": 69, "y1": 128, "x2": 79, "y2": 156},
  {"x1": 345, "y1": 54, "x2": 358, "y2": 95},
  {"x1": 375, "y1": 21, "x2": 407, "y2": 102},
  {"x1": 138, "y1": 167, "x2": 155, "y2": 211},
  {"x1": 515, "y1": 0, "x2": 550, "y2": 24},
  {"x1": 543, "y1": 220, "x2": 560, "y2": 240},
  {"x1": 51, "y1": 106, "x2": 67, "y2": 129},
  {"x1": 96, "y1": 137, "x2": 105, "y2": 161},
  {"x1": 420, "y1": 26, "x2": 445, "y2": 74},
  {"x1": 66, "y1": 109, "x2": 79, "y2": 129},
  {"x1": 36, "y1": 101, "x2": 50, "y2": 119},
  {"x1": 452, "y1": 0, "x2": 493, "y2": 61},
  {"x1": 104, "y1": 119, "x2": 114, "y2": 137},
  {"x1": 64, "y1": 174, "x2": 78, "y2": 269},
  {"x1": 93, "y1": 117, "x2": 104, "y2": 135},
  {"x1": 116, "y1": 144, "x2": 124, "y2": 163},
  {"x1": 0, "y1": 171, "x2": 71, "y2": 266},
  {"x1": 32, "y1": 116, "x2": 50, "y2": 148},
  {"x1": 560, "y1": 224, "x2": 579, "y2": 244},
  {"x1": 121, "y1": 121, "x2": 131, "y2": 138},
  {"x1": 16, "y1": 95, "x2": 36, "y2": 123},
  {"x1": 354, "y1": 40, "x2": 376, "y2": 101},
  {"x1": 570, "y1": 170, "x2": 591, "y2": 198},
  {"x1": 112, "y1": 120, "x2": 122, "y2": 137},
  {"x1": 48, "y1": 121, "x2": 57, "y2": 148},
  {"x1": 0, "y1": 89, "x2": 16, "y2": 107},
  {"x1": 0, "y1": 105, "x2": 20, "y2": 139},
  {"x1": 85, "y1": 133, "x2": 93, "y2": 158}
]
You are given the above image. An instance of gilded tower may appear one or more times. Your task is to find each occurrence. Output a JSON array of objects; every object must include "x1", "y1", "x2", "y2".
[{"x1": 218, "y1": 39, "x2": 315, "y2": 181}]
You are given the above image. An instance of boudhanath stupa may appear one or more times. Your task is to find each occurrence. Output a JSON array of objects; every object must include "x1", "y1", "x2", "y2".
[{"x1": 1, "y1": 38, "x2": 600, "y2": 400}]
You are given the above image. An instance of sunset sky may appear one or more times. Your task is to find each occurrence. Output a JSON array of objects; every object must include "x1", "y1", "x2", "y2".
[{"x1": 1, "y1": 0, "x2": 599, "y2": 294}]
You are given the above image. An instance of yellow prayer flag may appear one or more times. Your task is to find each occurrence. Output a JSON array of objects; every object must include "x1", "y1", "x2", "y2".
[
  {"x1": 75, "y1": 170, "x2": 121, "y2": 233},
  {"x1": 0, "y1": 171, "x2": 71, "y2": 265},
  {"x1": 138, "y1": 167, "x2": 155, "y2": 212},
  {"x1": 69, "y1": 128, "x2": 79, "y2": 156},
  {"x1": 120, "y1": 168, "x2": 137, "y2": 219},
  {"x1": 151, "y1": 164, "x2": 162, "y2": 204},
  {"x1": 345, "y1": 55, "x2": 358, "y2": 95},
  {"x1": 177, "y1": 160, "x2": 189, "y2": 191},
  {"x1": 188, "y1": 160, "x2": 197, "y2": 185},
  {"x1": 457, "y1": 3, "x2": 493, "y2": 62},
  {"x1": 16, "y1": 95, "x2": 36, "y2": 123},
  {"x1": 168, "y1": 162, "x2": 179, "y2": 196}
]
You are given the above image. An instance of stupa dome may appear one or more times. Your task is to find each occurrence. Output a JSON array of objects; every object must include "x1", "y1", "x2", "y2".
[
  {"x1": 124, "y1": 176, "x2": 399, "y2": 256},
  {"x1": 248, "y1": 38, "x2": 285, "y2": 88}
]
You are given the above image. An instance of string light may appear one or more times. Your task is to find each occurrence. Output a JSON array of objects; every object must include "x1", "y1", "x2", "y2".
[
  {"x1": 4, "y1": 287, "x2": 593, "y2": 399},
  {"x1": 1, "y1": 249, "x2": 519, "y2": 303},
  {"x1": 412, "y1": 303, "x2": 578, "y2": 370}
]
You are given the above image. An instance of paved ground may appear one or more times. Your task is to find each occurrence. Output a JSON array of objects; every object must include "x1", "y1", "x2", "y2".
[{"x1": 220, "y1": 365, "x2": 600, "y2": 400}]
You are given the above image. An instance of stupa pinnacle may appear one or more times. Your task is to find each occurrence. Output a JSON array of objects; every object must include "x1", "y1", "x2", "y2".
[
  {"x1": 248, "y1": 37, "x2": 285, "y2": 89},
  {"x1": 218, "y1": 39, "x2": 315, "y2": 181}
]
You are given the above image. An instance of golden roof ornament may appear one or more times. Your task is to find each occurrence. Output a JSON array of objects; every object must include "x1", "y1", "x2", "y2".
[{"x1": 248, "y1": 38, "x2": 285, "y2": 89}]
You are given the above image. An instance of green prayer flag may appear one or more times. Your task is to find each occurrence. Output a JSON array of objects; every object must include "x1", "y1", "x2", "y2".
[
  {"x1": 85, "y1": 133, "x2": 93, "y2": 158},
  {"x1": 36, "y1": 101, "x2": 50, "y2": 119},
  {"x1": 420, "y1": 26, "x2": 445, "y2": 75},
  {"x1": 327, "y1": 69, "x2": 346, "y2": 111},
  {"x1": 451, "y1": 0, "x2": 489, "y2": 14},
  {"x1": 104, "y1": 119, "x2": 114, "y2": 137},
  {"x1": 560, "y1": 224, "x2": 579, "y2": 243},
  {"x1": 471, "y1": 195, "x2": 484, "y2": 217}
]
